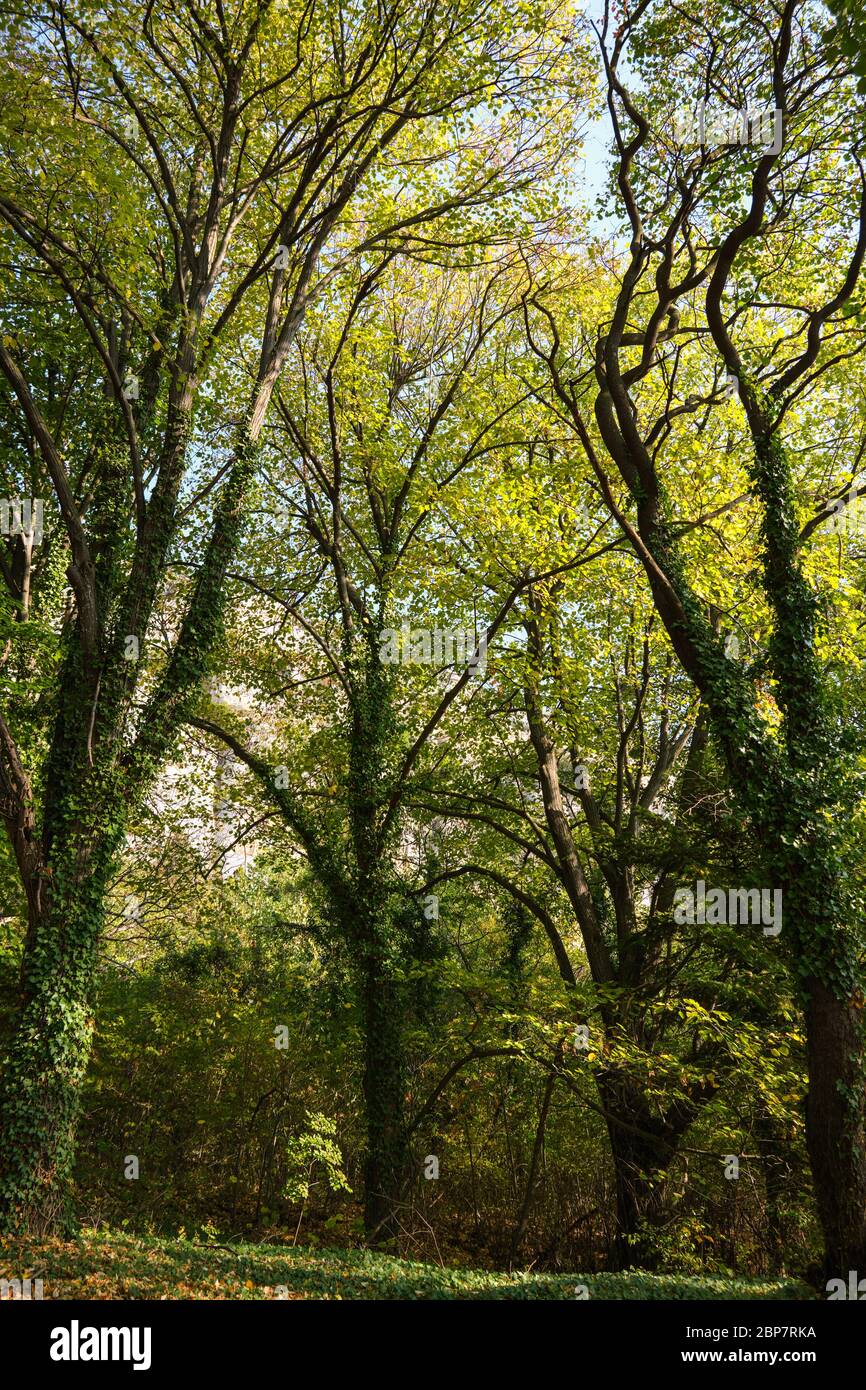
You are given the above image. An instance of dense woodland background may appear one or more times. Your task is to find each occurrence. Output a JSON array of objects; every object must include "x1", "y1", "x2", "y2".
[{"x1": 1, "y1": 0, "x2": 866, "y2": 1296}]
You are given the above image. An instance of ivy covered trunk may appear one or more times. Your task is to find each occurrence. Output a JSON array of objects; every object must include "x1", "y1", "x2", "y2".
[
  {"x1": 0, "y1": 754, "x2": 126, "y2": 1234},
  {"x1": 746, "y1": 413, "x2": 866, "y2": 1281},
  {"x1": 360, "y1": 942, "x2": 407, "y2": 1245},
  {"x1": 348, "y1": 632, "x2": 410, "y2": 1246},
  {"x1": 0, "y1": 854, "x2": 108, "y2": 1233}
]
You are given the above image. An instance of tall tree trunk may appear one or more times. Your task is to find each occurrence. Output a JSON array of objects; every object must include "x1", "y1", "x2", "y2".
[
  {"x1": 803, "y1": 977, "x2": 866, "y2": 1278},
  {"x1": 599, "y1": 1075, "x2": 678, "y2": 1270},
  {"x1": 361, "y1": 948, "x2": 406, "y2": 1245},
  {"x1": 0, "y1": 809, "x2": 121, "y2": 1234}
]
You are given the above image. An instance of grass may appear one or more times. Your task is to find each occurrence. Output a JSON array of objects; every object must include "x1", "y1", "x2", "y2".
[{"x1": 0, "y1": 1229, "x2": 814, "y2": 1300}]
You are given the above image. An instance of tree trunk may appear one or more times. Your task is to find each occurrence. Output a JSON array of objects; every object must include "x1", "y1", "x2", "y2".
[
  {"x1": 803, "y1": 976, "x2": 866, "y2": 1280},
  {"x1": 598, "y1": 1072, "x2": 681, "y2": 1270},
  {"x1": 606, "y1": 1124, "x2": 673, "y2": 1270},
  {"x1": 0, "y1": 824, "x2": 117, "y2": 1234},
  {"x1": 361, "y1": 954, "x2": 406, "y2": 1245}
]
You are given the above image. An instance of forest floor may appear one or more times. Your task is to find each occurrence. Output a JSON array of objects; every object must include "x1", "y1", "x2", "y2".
[{"x1": 1, "y1": 1230, "x2": 814, "y2": 1299}]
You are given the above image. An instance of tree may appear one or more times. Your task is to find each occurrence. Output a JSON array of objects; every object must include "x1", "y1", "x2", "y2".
[
  {"x1": 0, "y1": 0, "x2": 575, "y2": 1235},
  {"x1": 178, "y1": 248, "x2": 575, "y2": 1240},
  {"x1": 525, "y1": 0, "x2": 866, "y2": 1278}
]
